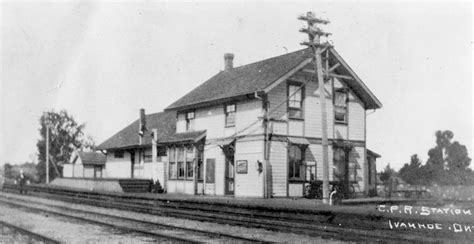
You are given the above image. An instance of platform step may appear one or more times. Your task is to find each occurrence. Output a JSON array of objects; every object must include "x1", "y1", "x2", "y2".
[{"x1": 118, "y1": 179, "x2": 152, "y2": 193}]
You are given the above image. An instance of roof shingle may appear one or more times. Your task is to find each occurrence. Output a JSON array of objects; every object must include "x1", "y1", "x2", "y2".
[
  {"x1": 97, "y1": 111, "x2": 206, "y2": 150},
  {"x1": 77, "y1": 151, "x2": 106, "y2": 165},
  {"x1": 166, "y1": 49, "x2": 313, "y2": 110},
  {"x1": 166, "y1": 48, "x2": 381, "y2": 110}
]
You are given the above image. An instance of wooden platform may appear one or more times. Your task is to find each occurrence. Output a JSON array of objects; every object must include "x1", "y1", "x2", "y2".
[{"x1": 50, "y1": 178, "x2": 152, "y2": 193}]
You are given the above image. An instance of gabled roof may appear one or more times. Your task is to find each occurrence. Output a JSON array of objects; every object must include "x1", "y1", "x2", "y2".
[
  {"x1": 166, "y1": 48, "x2": 382, "y2": 111},
  {"x1": 77, "y1": 151, "x2": 106, "y2": 165},
  {"x1": 166, "y1": 49, "x2": 314, "y2": 110},
  {"x1": 96, "y1": 111, "x2": 206, "y2": 150}
]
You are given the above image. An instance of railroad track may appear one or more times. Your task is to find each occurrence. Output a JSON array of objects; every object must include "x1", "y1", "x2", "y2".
[
  {"x1": 0, "y1": 194, "x2": 261, "y2": 243},
  {"x1": 2, "y1": 184, "x2": 459, "y2": 242},
  {"x1": 0, "y1": 220, "x2": 60, "y2": 244}
]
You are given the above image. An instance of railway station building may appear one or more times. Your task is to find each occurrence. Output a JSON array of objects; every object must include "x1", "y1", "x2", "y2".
[
  {"x1": 96, "y1": 48, "x2": 382, "y2": 198},
  {"x1": 63, "y1": 150, "x2": 106, "y2": 179}
]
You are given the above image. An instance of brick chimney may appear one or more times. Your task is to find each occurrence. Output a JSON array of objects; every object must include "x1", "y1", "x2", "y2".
[{"x1": 224, "y1": 53, "x2": 234, "y2": 71}]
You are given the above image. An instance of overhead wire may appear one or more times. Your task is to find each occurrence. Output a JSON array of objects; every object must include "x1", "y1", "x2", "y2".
[{"x1": 227, "y1": 71, "x2": 316, "y2": 141}]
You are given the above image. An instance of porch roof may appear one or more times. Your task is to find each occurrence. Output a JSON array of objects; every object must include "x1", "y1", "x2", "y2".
[
  {"x1": 367, "y1": 149, "x2": 381, "y2": 158},
  {"x1": 287, "y1": 136, "x2": 311, "y2": 145},
  {"x1": 97, "y1": 111, "x2": 206, "y2": 150},
  {"x1": 77, "y1": 151, "x2": 106, "y2": 166}
]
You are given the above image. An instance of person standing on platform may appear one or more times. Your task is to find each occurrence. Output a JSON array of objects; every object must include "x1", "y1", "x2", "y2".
[{"x1": 18, "y1": 170, "x2": 27, "y2": 194}]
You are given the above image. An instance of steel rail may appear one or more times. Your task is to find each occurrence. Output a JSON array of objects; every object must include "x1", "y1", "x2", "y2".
[
  {"x1": 0, "y1": 220, "x2": 61, "y2": 244},
  {"x1": 2, "y1": 189, "x2": 428, "y2": 243},
  {"x1": 0, "y1": 199, "x2": 202, "y2": 243},
  {"x1": 0, "y1": 194, "x2": 262, "y2": 243},
  {"x1": 2, "y1": 185, "x2": 460, "y2": 243}
]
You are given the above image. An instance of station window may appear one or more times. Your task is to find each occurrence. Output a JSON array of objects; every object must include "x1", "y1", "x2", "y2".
[
  {"x1": 114, "y1": 150, "x2": 124, "y2": 158},
  {"x1": 288, "y1": 83, "x2": 304, "y2": 119},
  {"x1": 169, "y1": 145, "x2": 204, "y2": 181},
  {"x1": 169, "y1": 147, "x2": 177, "y2": 179},
  {"x1": 288, "y1": 145, "x2": 305, "y2": 181},
  {"x1": 144, "y1": 150, "x2": 152, "y2": 162},
  {"x1": 186, "y1": 146, "x2": 194, "y2": 179},
  {"x1": 348, "y1": 164, "x2": 357, "y2": 182},
  {"x1": 333, "y1": 147, "x2": 346, "y2": 182},
  {"x1": 225, "y1": 104, "x2": 236, "y2": 127},
  {"x1": 177, "y1": 147, "x2": 185, "y2": 179},
  {"x1": 157, "y1": 147, "x2": 167, "y2": 157},
  {"x1": 186, "y1": 111, "x2": 195, "y2": 131},
  {"x1": 334, "y1": 90, "x2": 348, "y2": 123}
]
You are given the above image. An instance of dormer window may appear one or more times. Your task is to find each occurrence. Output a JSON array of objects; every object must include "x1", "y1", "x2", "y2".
[
  {"x1": 334, "y1": 90, "x2": 348, "y2": 123},
  {"x1": 288, "y1": 83, "x2": 304, "y2": 119},
  {"x1": 225, "y1": 104, "x2": 236, "y2": 127},
  {"x1": 186, "y1": 111, "x2": 195, "y2": 131}
]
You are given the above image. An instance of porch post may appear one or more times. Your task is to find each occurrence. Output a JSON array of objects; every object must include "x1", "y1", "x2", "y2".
[{"x1": 152, "y1": 128, "x2": 158, "y2": 183}]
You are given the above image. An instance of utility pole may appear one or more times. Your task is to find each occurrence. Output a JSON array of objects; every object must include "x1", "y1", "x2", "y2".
[
  {"x1": 299, "y1": 12, "x2": 332, "y2": 204},
  {"x1": 46, "y1": 123, "x2": 49, "y2": 184},
  {"x1": 263, "y1": 95, "x2": 270, "y2": 198}
]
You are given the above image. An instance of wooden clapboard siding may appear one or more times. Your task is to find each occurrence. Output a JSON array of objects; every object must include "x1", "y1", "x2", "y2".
[
  {"x1": 176, "y1": 99, "x2": 262, "y2": 139},
  {"x1": 194, "y1": 106, "x2": 225, "y2": 139},
  {"x1": 272, "y1": 121, "x2": 287, "y2": 135},
  {"x1": 268, "y1": 80, "x2": 288, "y2": 130},
  {"x1": 73, "y1": 164, "x2": 84, "y2": 178},
  {"x1": 105, "y1": 151, "x2": 131, "y2": 178},
  {"x1": 167, "y1": 180, "x2": 194, "y2": 194},
  {"x1": 84, "y1": 166, "x2": 94, "y2": 178},
  {"x1": 269, "y1": 140, "x2": 288, "y2": 197},
  {"x1": 156, "y1": 161, "x2": 165, "y2": 186},
  {"x1": 304, "y1": 80, "x2": 319, "y2": 138},
  {"x1": 235, "y1": 99, "x2": 263, "y2": 136},
  {"x1": 224, "y1": 127, "x2": 235, "y2": 137},
  {"x1": 288, "y1": 120, "x2": 304, "y2": 136},
  {"x1": 303, "y1": 78, "x2": 334, "y2": 138},
  {"x1": 348, "y1": 92, "x2": 365, "y2": 141},
  {"x1": 306, "y1": 144, "x2": 334, "y2": 181},
  {"x1": 289, "y1": 184, "x2": 304, "y2": 197},
  {"x1": 334, "y1": 124, "x2": 348, "y2": 140},
  {"x1": 234, "y1": 140, "x2": 264, "y2": 197},
  {"x1": 63, "y1": 164, "x2": 73, "y2": 177},
  {"x1": 176, "y1": 113, "x2": 186, "y2": 133}
]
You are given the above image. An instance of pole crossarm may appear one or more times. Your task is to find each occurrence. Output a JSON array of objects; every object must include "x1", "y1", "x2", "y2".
[
  {"x1": 300, "y1": 42, "x2": 333, "y2": 49},
  {"x1": 328, "y1": 73, "x2": 354, "y2": 80},
  {"x1": 301, "y1": 69, "x2": 354, "y2": 81},
  {"x1": 298, "y1": 11, "x2": 331, "y2": 205},
  {"x1": 297, "y1": 15, "x2": 330, "y2": 24},
  {"x1": 299, "y1": 27, "x2": 332, "y2": 37}
]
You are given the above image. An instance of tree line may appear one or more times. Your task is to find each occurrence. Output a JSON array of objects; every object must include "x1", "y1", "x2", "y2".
[
  {"x1": 380, "y1": 130, "x2": 472, "y2": 186},
  {"x1": 3, "y1": 110, "x2": 94, "y2": 183}
]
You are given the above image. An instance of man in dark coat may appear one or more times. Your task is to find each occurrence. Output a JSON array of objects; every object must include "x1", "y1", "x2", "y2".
[{"x1": 18, "y1": 170, "x2": 27, "y2": 194}]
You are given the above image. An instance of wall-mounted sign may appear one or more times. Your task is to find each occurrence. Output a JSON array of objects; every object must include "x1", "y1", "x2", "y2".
[{"x1": 236, "y1": 160, "x2": 248, "y2": 174}]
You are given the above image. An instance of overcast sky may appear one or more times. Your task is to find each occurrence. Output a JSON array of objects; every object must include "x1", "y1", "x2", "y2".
[{"x1": 1, "y1": 1, "x2": 472, "y2": 171}]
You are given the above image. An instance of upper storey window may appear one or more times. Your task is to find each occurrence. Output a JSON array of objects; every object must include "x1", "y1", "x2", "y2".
[
  {"x1": 225, "y1": 104, "x2": 236, "y2": 127},
  {"x1": 288, "y1": 83, "x2": 304, "y2": 119},
  {"x1": 186, "y1": 111, "x2": 195, "y2": 131},
  {"x1": 334, "y1": 90, "x2": 348, "y2": 124}
]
